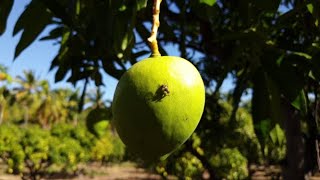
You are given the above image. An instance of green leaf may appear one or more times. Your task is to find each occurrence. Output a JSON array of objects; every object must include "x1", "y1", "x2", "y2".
[
  {"x1": 39, "y1": 26, "x2": 64, "y2": 41},
  {"x1": 309, "y1": 1, "x2": 320, "y2": 27},
  {"x1": 255, "y1": 119, "x2": 272, "y2": 142},
  {"x1": 200, "y1": 0, "x2": 216, "y2": 6},
  {"x1": 102, "y1": 60, "x2": 124, "y2": 80},
  {"x1": 52, "y1": 31, "x2": 71, "y2": 82},
  {"x1": 269, "y1": 124, "x2": 285, "y2": 145},
  {"x1": 76, "y1": 0, "x2": 81, "y2": 16},
  {"x1": 291, "y1": 90, "x2": 307, "y2": 115},
  {"x1": 307, "y1": 3, "x2": 314, "y2": 14},
  {"x1": 0, "y1": 0, "x2": 14, "y2": 35},
  {"x1": 54, "y1": 61, "x2": 69, "y2": 82},
  {"x1": 267, "y1": 54, "x2": 305, "y2": 103},
  {"x1": 136, "y1": 0, "x2": 147, "y2": 11},
  {"x1": 121, "y1": 32, "x2": 131, "y2": 51},
  {"x1": 292, "y1": 52, "x2": 312, "y2": 60},
  {"x1": 13, "y1": 1, "x2": 52, "y2": 59},
  {"x1": 60, "y1": 31, "x2": 71, "y2": 47}
]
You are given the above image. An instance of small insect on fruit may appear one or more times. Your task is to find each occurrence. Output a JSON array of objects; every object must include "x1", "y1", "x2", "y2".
[
  {"x1": 160, "y1": 84, "x2": 170, "y2": 96},
  {"x1": 152, "y1": 84, "x2": 170, "y2": 101}
]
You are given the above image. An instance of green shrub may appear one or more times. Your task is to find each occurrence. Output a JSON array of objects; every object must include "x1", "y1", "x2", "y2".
[
  {"x1": 48, "y1": 136, "x2": 87, "y2": 172},
  {"x1": 172, "y1": 152, "x2": 203, "y2": 180},
  {"x1": 0, "y1": 123, "x2": 23, "y2": 154},
  {"x1": 210, "y1": 148, "x2": 248, "y2": 180},
  {"x1": 71, "y1": 123, "x2": 97, "y2": 150},
  {"x1": 0, "y1": 123, "x2": 25, "y2": 173},
  {"x1": 0, "y1": 122, "x2": 126, "y2": 177},
  {"x1": 263, "y1": 124, "x2": 286, "y2": 163},
  {"x1": 51, "y1": 122, "x2": 96, "y2": 150},
  {"x1": 20, "y1": 125, "x2": 51, "y2": 174},
  {"x1": 0, "y1": 124, "x2": 51, "y2": 175},
  {"x1": 90, "y1": 133, "x2": 113, "y2": 162},
  {"x1": 110, "y1": 134, "x2": 126, "y2": 162},
  {"x1": 50, "y1": 122, "x2": 74, "y2": 138},
  {"x1": 90, "y1": 129, "x2": 125, "y2": 163}
]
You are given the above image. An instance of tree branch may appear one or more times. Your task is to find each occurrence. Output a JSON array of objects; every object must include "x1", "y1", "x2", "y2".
[
  {"x1": 148, "y1": 0, "x2": 162, "y2": 57},
  {"x1": 185, "y1": 140, "x2": 218, "y2": 180}
]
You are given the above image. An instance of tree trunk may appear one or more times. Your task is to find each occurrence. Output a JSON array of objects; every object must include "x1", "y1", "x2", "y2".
[
  {"x1": 0, "y1": 104, "x2": 3, "y2": 124},
  {"x1": 282, "y1": 100, "x2": 306, "y2": 180},
  {"x1": 185, "y1": 141, "x2": 218, "y2": 180},
  {"x1": 304, "y1": 105, "x2": 319, "y2": 175},
  {"x1": 24, "y1": 105, "x2": 29, "y2": 125}
]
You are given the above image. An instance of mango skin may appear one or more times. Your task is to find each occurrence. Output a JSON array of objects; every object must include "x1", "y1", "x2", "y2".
[{"x1": 112, "y1": 56, "x2": 205, "y2": 161}]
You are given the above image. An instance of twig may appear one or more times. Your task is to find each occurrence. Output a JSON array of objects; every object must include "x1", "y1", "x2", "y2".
[
  {"x1": 148, "y1": 0, "x2": 162, "y2": 57},
  {"x1": 315, "y1": 91, "x2": 320, "y2": 171},
  {"x1": 316, "y1": 140, "x2": 320, "y2": 171},
  {"x1": 185, "y1": 140, "x2": 218, "y2": 179}
]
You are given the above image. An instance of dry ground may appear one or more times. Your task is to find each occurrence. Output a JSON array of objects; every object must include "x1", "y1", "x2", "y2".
[
  {"x1": 2, "y1": 162, "x2": 320, "y2": 180},
  {"x1": 0, "y1": 162, "x2": 174, "y2": 180}
]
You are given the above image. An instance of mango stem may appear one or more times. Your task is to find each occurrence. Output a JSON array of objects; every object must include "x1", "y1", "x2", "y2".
[{"x1": 148, "y1": 0, "x2": 162, "y2": 57}]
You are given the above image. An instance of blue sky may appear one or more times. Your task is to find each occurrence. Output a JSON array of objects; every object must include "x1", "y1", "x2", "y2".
[
  {"x1": 0, "y1": 0, "x2": 120, "y2": 100},
  {"x1": 0, "y1": 0, "x2": 60, "y2": 84},
  {"x1": 0, "y1": 0, "x2": 235, "y2": 102}
]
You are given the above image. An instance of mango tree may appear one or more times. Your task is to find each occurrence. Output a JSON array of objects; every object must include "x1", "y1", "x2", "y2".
[{"x1": 1, "y1": 0, "x2": 320, "y2": 179}]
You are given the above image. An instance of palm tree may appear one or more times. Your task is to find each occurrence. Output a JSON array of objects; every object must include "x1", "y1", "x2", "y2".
[
  {"x1": 34, "y1": 80, "x2": 54, "y2": 127},
  {"x1": 35, "y1": 85, "x2": 80, "y2": 127},
  {"x1": 0, "y1": 87, "x2": 10, "y2": 124},
  {"x1": 87, "y1": 88, "x2": 111, "y2": 109},
  {"x1": 14, "y1": 70, "x2": 41, "y2": 125},
  {"x1": 0, "y1": 64, "x2": 13, "y2": 124}
]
